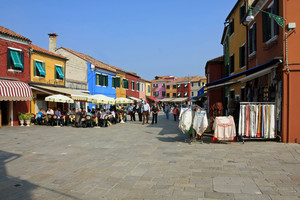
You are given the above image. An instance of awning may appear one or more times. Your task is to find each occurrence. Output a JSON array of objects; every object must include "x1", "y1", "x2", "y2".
[
  {"x1": 147, "y1": 96, "x2": 158, "y2": 102},
  {"x1": 127, "y1": 96, "x2": 142, "y2": 102},
  {"x1": 159, "y1": 98, "x2": 175, "y2": 102},
  {"x1": 0, "y1": 80, "x2": 32, "y2": 101},
  {"x1": 239, "y1": 64, "x2": 278, "y2": 83},
  {"x1": 45, "y1": 94, "x2": 74, "y2": 103},
  {"x1": 36, "y1": 62, "x2": 46, "y2": 76},
  {"x1": 10, "y1": 50, "x2": 23, "y2": 69},
  {"x1": 171, "y1": 97, "x2": 188, "y2": 102},
  {"x1": 206, "y1": 58, "x2": 282, "y2": 89},
  {"x1": 56, "y1": 67, "x2": 65, "y2": 78},
  {"x1": 31, "y1": 84, "x2": 91, "y2": 101}
]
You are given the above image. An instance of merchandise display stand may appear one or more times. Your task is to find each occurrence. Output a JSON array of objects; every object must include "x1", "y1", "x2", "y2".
[{"x1": 238, "y1": 102, "x2": 281, "y2": 144}]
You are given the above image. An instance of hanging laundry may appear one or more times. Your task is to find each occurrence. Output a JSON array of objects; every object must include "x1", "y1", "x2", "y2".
[
  {"x1": 178, "y1": 108, "x2": 193, "y2": 134},
  {"x1": 192, "y1": 109, "x2": 208, "y2": 136},
  {"x1": 213, "y1": 116, "x2": 236, "y2": 141}
]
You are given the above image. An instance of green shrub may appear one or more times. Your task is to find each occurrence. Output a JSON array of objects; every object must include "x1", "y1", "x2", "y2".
[
  {"x1": 24, "y1": 113, "x2": 32, "y2": 120},
  {"x1": 18, "y1": 112, "x2": 25, "y2": 120}
]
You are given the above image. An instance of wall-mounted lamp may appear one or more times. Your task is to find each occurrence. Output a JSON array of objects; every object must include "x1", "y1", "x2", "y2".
[{"x1": 91, "y1": 64, "x2": 95, "y2": 72}]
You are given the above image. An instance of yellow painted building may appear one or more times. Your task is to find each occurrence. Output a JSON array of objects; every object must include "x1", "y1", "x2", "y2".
[
  {"x1": 145, "y1": 82, "x2": 151, "y2": 97},
  {"x1": 116, "y1": 72, "x2": 126, "y2": 98},
  {"x1": 166, "y1": 83, "x2": 177, "y2": 98},
  {"x1": 30, "y1": 44, "x2": 67, "y2": 113},
  {"x1": 225, "y1": 0, "x2": 249, "y2": 101}
]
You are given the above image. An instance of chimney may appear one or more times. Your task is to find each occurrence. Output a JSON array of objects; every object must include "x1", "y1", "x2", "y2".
[{"x1": 48, "y1": 33, "x2": 58, "y2": 52}]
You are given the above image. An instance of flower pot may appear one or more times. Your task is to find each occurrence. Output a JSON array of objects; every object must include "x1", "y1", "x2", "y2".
[
  {"x1": 25, "y1": 120, "x2": 31, "y2": 127},
  {"x1": 20, "y1": 120, "x2": 24, "y2": 126}
]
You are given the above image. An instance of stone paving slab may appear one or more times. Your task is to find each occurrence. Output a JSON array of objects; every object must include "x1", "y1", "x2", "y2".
[{"x1": 0, "y1": 113, "x2": 300, "y2": 199}]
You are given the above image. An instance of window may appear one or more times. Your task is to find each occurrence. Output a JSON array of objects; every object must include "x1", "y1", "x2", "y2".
[
  {"x1": 239, "y1": 44, "x2": 246, "y2": 68},
  {"x1": 136, "y1": 82, "x2": 140, "y2": 91},
  {"x1": 131, "y1": 81, "x2": 135, "y2": 91},
  {"x1": 172, "y1": 85, "x2": 176, "y2": 89},
  {"x1": 229, "y1": 19, "x2": 234, "y2": 36},
  {"x1": 153, "y1": 91, "x2": 159, "y2": 97},
  {"x1": 229, "y1": 54, "x2": 235, "y2": 74},
  {"x1": 148, "y1": 85, "x2": 151, "y2": 93},
  {"x1": 177, "y1": 84, "x2": 181, "y2": 88},
  {"x1": 7, "y1": 48, "x2": 24, "y2": 71},
  {"x1": 166, "y1": 85, "x2": 170, "y2": 89},
  {"x1": 162, "y1": 83, "x2": 165, "y2": 87},
  {"x1": 55, "y1": 65, "x2": 65, "y2": 80},
  {"x1": 184, "y1": 84, "x2": 188, "y2": 88},
  {"x1": 202, "y1": 82, "x2": 205, "y2": 86},
  {"x1": 184, "y1": 92, "x2": 188, "y2": 97},
  {"x1": 262, "y1": 0, "x2": 279, "y2": 43},
  {"x1": 249, "y1": 23, "x2": 257, "y2": 55},
  {"x1": 191, "y1": 92, "x2": 194, "y2": 96},
  {"x1": 96, "y1": 74, "x2": 108, "y2": 86},
  {"x1": 191, "y1": 83, "x2": 194, "y2": 87},
  {"x1": 141, "y1": 83, "x2": 144, "y2": 92},
  {"x1": 240, "y1": 3, "x2": 246, "y2": 23},
  {"x1": 166, "y1": 93, "x2": 170, "y2": 97},
  {"x1": 123, "y1": 79, "x2": 129, "y2": 89},
  {"x1": 162, "y1": 91, "x2": 166, "y2": 97},
  {"x1": 177, "y1": 92, "x2": 181, "y2": 97},
  {"x1": 33, "y1": 60, "x2": 46, "y2": 77},
  {"x1": 198, "y1": 82, "x2": 200, "y2": 87},
  {"x1": 152, "y1": 83, "x2": 158, "y2": 88},
  {"x1": 112, "y1": 77, "x2": 121, "y2": 88},
  {"x1": 173, "y1": 93, "x2": 176, "y2": 97}
]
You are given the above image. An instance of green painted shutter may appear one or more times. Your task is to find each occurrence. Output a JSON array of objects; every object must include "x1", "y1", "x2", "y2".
[
  {"x1": 20, "y1": 51, "x2": 24, "y2": 71},
  {"x1": 33, "y1": 60, "x2": 37, "y2": 76},
  {"x1": 117, "y1": 77, "x2": 120, "y2": 87},
  {"x1": 99, "y1": 74, "x2": 103, "y2": 86},
  {"x1": 105, "y1": 76, "x2": 108, "y2": 86},
  {"x1": 55, "y1": 66, "x2": 57, "y2": 79},
  {"x1": 112, "y1": 77, "x2": 115, "y2": 88},
  {"x1": 96, "y1": 74, "x2": 99, "y2": 85}
]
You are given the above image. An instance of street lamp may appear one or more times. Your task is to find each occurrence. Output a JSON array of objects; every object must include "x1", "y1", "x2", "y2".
[{"x1": 246, "y1": 6, "x2": 285, "y2": 28}]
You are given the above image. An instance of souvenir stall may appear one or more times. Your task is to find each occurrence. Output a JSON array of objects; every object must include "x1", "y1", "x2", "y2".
[{"x1": 238, "y1": 102, "x2": 279, "y2": 143}]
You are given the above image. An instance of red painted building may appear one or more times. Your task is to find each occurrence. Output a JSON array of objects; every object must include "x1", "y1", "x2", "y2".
[
  {"x1": 125, "y1": 72, "x2": 140, "y2": 99},
  {"x1": 205, "y1": 56, "x2": 225, "y2": 114},
  {"x1": 0, "y1": 26, "x2": 32, "y2": 127}
]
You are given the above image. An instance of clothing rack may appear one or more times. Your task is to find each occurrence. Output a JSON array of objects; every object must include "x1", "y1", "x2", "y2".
[{"x1": 238, "y1": 102, "x2": 281, "y2": 144}]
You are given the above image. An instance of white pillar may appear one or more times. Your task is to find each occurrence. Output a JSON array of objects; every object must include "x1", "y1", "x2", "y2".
[{"x1": 10, "y1": 101, "x2": 13, "y2": 126}]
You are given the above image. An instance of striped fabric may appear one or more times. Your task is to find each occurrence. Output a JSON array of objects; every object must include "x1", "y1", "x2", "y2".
[{"x1": 0, "y1": 80, "x2": 32, "y2": 101}]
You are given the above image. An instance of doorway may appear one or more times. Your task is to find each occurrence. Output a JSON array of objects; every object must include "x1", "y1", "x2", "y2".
[{"x1": 0, "y1": 101, "x2": 9, "y2": 126}]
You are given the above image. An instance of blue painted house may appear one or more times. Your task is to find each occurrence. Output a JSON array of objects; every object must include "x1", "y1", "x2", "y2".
[{"x1": 87, "y1": 62, "x2": 117, "y2": 109}]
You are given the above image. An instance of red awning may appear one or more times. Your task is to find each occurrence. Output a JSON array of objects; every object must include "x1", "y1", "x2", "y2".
[
  {"x1": 0, "y1": 80, "x2": 32, "y2": 101},
  {"x1": 147, "y1": 96, "x2": 158, "y2": 102}
]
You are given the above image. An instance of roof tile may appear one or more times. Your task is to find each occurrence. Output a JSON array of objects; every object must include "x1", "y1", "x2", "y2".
[{"x1": 0, "y1": 25, "x2": 31, "y2": 42}]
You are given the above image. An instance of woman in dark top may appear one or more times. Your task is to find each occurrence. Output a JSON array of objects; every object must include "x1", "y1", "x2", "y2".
[{"x1": 151, "y1": 103, "x2": 159, "y2": 124}]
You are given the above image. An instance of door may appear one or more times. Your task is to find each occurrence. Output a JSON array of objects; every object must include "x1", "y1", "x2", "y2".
[{"x1": 0, "y1": 101, "x2": 9, "y2": 126}]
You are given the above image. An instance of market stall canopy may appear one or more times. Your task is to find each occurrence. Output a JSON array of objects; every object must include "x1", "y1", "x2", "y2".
[
  {"x1": 171, "y1": 97, "x2": 188, "y2": 102},
  {"x1": 30, "y1": 84, "x2": 91, "y2": 101},
  {"x1": 45, "y1": 94, "x2": 74, "y2": 103},
  {"x1": 147, "y1": 96, "x2": 158, "y2": 102},
  {"x1": 88, "y1": 94, "x2": 115, "y2": 105},
  {"x1": 127, "y1": 96, "x2": 142, "y2": 102},
  {"x1": 115, "y1": 97, "x2": 133, "y2": 104},
  {"x1": 0, "y1": 80, "x2": 32, "y2": 101},
  {"x1": 160, "y1": 98, "x2": 175, "y2": 102}
]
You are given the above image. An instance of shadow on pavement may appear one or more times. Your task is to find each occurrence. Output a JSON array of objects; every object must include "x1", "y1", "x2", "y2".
[{"x1": 0, "y1": 150, "x2": 82, "y2": 200}]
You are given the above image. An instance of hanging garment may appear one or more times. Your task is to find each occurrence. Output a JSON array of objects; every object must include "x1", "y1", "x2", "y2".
[
  {"x1": 257, "y1": 105, "x2": 262, "y2": 137},
  {"x1": 250, "y1": 105, "x2": 256, "y2": 138},
  {"x1": 269, "y1": 105, "x2": 275, "y2": 138},
  {"x1": 213, "y1": 116, "x2": 236, "y2": 141},
  {"x1": 238, "y1": 105, "x2": 245, "y2": 136},
  {"x1": 254, "y1": 105, "x2": 259, "y2": 137},
  {"x1": 179, "y1": 108, "x2": 193, "y2": 134},
  {"x1": 179, "y1": 108, "x2": 189, "y2": 120},
  {"x1": 245, "y1": 105, "x2": 250, "y2": 137},
  {"x1": 262, "y1": 105, "x2": 265, "y2": 137},
  {"x1": 192, "y1": 110, "x2": 208, "y2": 136}
]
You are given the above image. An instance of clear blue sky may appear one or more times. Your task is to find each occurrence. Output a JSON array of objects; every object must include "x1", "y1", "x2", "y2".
[{"x1": 1, "y1": 0, "x2": 237, "y2": 80}]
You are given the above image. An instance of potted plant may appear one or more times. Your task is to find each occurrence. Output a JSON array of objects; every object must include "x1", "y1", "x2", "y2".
[
  {"x1": 24, "y1": 113, "x2": 32, "y2": 126},
  {"x1": 18, "y1": 112, "x2": 25, "y2": 126}
]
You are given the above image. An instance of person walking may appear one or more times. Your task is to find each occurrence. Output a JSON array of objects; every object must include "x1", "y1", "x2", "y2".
[
  {"x1": 142, "y1": 101, "x2": 150, "y2": 125},
  {"x1": 173, "y1": 106, "x2": 180, "y2": 121},
  {"x1": 137, "y1": 103, "x2": 143, "y2": 121},
  {"x1": 151, "y1": 103, "x2": 159, "y2": 124},
  {"x1": 165, "y1": 103, "x2": 170, "y2": 119}
]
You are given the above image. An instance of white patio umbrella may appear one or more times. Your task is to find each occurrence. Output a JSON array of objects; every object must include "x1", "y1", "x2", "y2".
[
  {"x1": 115, "y1": 97, "x2": 134, "y2": 104},
  {"x1": 88, "y1": 94, "x2": 115, "y2": 105},
  {"x1": 45, "y1": 94, "x2": 74, "y2": 103}
]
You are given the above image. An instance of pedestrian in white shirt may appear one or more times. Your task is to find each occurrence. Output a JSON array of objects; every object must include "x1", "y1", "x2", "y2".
[{"x1": 142, "y1": 101, "x2": 150, "y2": 125}]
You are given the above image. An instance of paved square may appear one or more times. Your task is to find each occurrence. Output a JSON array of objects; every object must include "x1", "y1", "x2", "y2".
[{"x1": 0, "y1": 113, "x2": 299, "y2": 200}]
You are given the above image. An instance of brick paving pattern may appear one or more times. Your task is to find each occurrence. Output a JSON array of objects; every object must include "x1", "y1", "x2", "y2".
[{"x1": 0, "y1": 113, "x2": 299, "y2": 200}]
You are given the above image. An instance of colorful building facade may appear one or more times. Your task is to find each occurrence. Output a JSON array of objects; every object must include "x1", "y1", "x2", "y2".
[
  {"x1": 126, "y1": 73, "x2": 140, "y2": 99},
  {"x1": 0, "y1": 26, "x2": 32, "y2": 126}
]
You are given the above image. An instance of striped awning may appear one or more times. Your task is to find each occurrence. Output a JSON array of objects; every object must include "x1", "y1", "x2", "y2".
[{"x1": 0, "y1": 80, "x2": 32, "y2": 101}]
